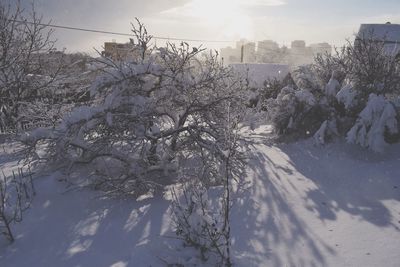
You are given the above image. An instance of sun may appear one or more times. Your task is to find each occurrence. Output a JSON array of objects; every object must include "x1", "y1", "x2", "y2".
[
  {"x1": 190, "y1": 0, "x2": 254, "y2": 39},
  {"x1": 163, "y1": 0, "x2": 255, "y2": 40}
]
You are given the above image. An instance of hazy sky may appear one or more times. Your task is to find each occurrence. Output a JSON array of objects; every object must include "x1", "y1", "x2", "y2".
[{"x1": 23, "y1": 0, "x2": 400, "y2": 53}]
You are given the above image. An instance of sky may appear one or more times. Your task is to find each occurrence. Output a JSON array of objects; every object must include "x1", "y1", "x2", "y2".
[{"x1": 21, "y1": 0, "x2": 400, "y2": 54}]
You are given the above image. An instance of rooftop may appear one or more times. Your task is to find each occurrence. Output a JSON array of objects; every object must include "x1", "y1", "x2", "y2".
[{"x1": 357, "y1": 23, "x2": 400, "y2": 42}]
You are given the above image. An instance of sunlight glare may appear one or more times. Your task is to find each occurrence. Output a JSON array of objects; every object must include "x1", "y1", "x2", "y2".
[{"x1": 164, "y1": 0, "x2": 256, "y2": 39}]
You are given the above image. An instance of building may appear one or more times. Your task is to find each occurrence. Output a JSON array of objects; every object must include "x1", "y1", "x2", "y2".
[
  {"x1": 243, "y1": 42, "x2": 256, "y2": 63},
  {"x1": 310, "y1": 42, "x2": 332, "y2": 56},
  {"x1": 290, "y1": 40, "x2": 313, "y2": 66},
  {"x1": 258, "y1": 40, "x2": 279, "y2": 51},
  {"x1": 291, "y1": 40, "x2": 307, "y2": 54},
  {"x1": 220, "y1": 46, "x2": 241, "y2": 64},
  {"x1": 221, "y1": 38, "x2": 332, "y2": 66},
  {"x1": 102, "y1": 41, "x2": 146, "y2": 61},
  {"x1": 256, "y1": 40, "x2": 281, "y2": 63},
  {"x1": 356, "y1": 23, "x2": 400, "y2": 57},
  {"x1": 220, "y1": 39, "x2": 256, "y2": 64},
  {"x1": 103, "y1": 42, "x2": 131, "y2": 60}
]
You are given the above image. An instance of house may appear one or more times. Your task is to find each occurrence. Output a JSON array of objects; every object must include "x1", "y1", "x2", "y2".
[
  {"x1": 102, "y1": 41, "x2": 146, "y2": 61},
  {"x1": 356, "y1": 23, "x2": 400, "y2": 57}
]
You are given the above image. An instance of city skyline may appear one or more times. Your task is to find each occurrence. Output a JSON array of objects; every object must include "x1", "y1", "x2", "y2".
[{"x1": 22, "y1": 0, "x2": 400, "y2": 53}]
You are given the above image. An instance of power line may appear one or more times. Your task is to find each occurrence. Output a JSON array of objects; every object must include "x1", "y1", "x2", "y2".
[
  {"x1": 9, "y1": 19, "x2": 235, "y2": 43},
  {"x1": 8, "y1": 19, "x2": 339, "y2": 50}
]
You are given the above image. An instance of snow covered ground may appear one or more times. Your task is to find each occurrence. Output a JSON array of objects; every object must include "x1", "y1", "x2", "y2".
[{"x1": 1, "y1": 126, "x2": 399, "y2": 266}]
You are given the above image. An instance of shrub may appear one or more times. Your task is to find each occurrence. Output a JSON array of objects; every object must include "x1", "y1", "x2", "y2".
[{"x1": 266, "y1": 35, "x2": 400, "y2": 151}]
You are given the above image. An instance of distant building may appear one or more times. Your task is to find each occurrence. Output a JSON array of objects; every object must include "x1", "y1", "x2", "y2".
[
  {"x1": 221, "y1": 38, "x2": 332, "y2": 66},
  {"x1": 356, "y1": 23, "x2": 400, "y2": 57},
  {"x1": 258, "y1": 40, "x2": 279, "y2": 51},
  {"x1": 310, "y1": 42, "x2": 332, "y2": 56},
  {"x1": 291, "y1": 40, "x2": 307, "y2": 54},
  {"x1": 243, "y1": 42, "x2": 256, "y2": 63},
  {"x1": 102, "y1": 41, "x2": 148, "y2": 61},
  {"x1": 256, "y1": 40, "x2": 281, "y2": 63},
  {"x1": 103, "y1": 42, "x2": 131, "y2": 60},
  {"x1": 220, "y1": 46, "x2": 241, "y2": 64},
  {"x1": 290, "y1": 40, "x2": 313, "y2": 66},
  {"x1": 220, "y1": 39, "x2": 256, "y2": 64}
]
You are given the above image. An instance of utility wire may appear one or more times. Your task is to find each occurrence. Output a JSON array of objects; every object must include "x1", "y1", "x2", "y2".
[
  {"x1": 9, "y1": 19, "x2": 235, "y2": 43},
  {"x1": 9, "y1": 19, "x2": 337, "y2": 48}
]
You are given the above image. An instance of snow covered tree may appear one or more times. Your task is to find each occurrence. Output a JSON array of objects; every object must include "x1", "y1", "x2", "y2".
[
  {"x1": 21, "y1": 20, "x2": 246, "y2": 196},
  {"x1": 0, "y1": 0, "x2": 62, "y2": 132}
]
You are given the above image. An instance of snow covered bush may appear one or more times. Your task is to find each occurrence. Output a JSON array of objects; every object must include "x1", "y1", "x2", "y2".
[
  {"x1": 315, "y1": 37, "x2": 400, "y2": 107},
  {"x1": 264, "y1": 85, "x2": 326, "y2": 137},
  {"x1": 262, "y1": 66, "x2": 340, "y2": 140},
  {"x1": 0, "y1": 167, "x2": 35, "y2": 242},
  {"x1": 22, "y1": 20, "x2": 246, "y2": 196},
  {"x1": 347, "y1": 94, "x2": 398, "y2": 152},
  {"x1": 313, "y1": 118, "x2": 339, "y2": 145},
  {"x1": 313, "y1": 36, "x2": 400, "y2": 96},
  {"x1": 316, "y1": 37, "x2": 400, "y2": 149},
  {"x1": 258, "y1": 74, "x2": 296, "y2": 110},
  {"x1": 266, "y1": 35, "x2": 400, "y2": 151},
  {"x1": 292, "y1": 65, "x2": 324, "y2": 93},
  {"x1": 171, "y1": 123, "x2": 243, "y2": 266},
  {"x1": 171, "y1": 184, "x2": 230, "y2": 264}
]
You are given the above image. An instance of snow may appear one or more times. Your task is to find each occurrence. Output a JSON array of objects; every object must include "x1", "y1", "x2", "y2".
[
  {"x1": 1, "y1": 129, "x2": 400, "y2": 266},
  {"x1": 336, "y1": 83, "x2": 357, "y2": 109},
  {"x1": 20, "y1": 127, "x2": 56, "y2": 144},
  {"x1": 325, "y1": 77, "x2": 341, "y2": 97},
  {"x1": 313, "y1": 119, "x2": 339, "y2": 145},
  {"x1": 314, "y1": 120, "x2": 328, "y2": 144},
  {"x1": 61, "y1": 106, "x2": 104, "y2": 128},
  {"x1": 295, "y1": 89, "x2": 316, "y2": 106}
]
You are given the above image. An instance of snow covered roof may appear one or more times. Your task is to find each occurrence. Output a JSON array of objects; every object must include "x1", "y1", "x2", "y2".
[
  {"x1": 357, "y1": 23, "x2": 400, "y2": 43},
  {"x1": 230, "y1": 63, "x2": 290, "y2": 88},
  {"x1": 356, "y1": 24, "x2": 400, "y2": 56}
]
